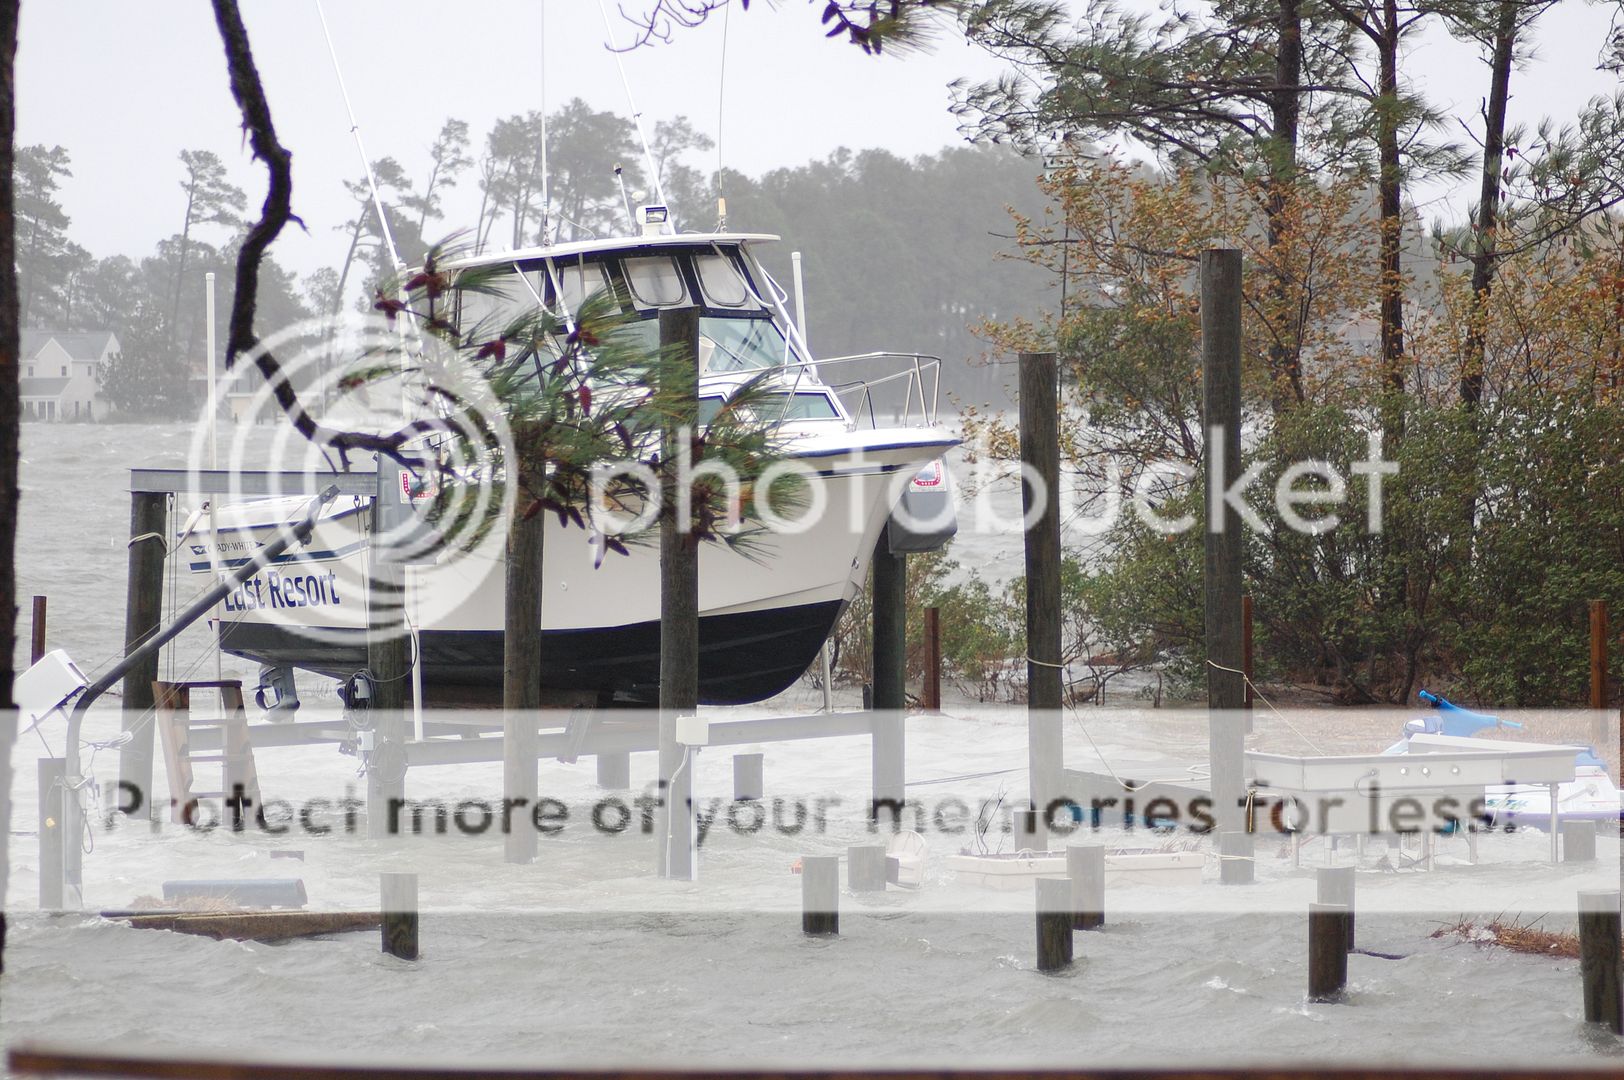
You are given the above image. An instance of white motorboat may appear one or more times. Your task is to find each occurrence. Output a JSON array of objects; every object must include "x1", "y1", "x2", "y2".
[{"x1": 186, "y1": 224, "x2": 957, "y2": 707}]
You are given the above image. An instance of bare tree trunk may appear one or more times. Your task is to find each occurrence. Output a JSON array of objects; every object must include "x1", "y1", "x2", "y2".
[
  {"x1": 1264, "y1": 0, "x2": 1306, "y2": 411},
  {"x1": 0, "y1": 0, "x2": 21, "y2": 984},
  {"x1": 1461, "y1": 0, "x2": 1519, "y2": 408}
]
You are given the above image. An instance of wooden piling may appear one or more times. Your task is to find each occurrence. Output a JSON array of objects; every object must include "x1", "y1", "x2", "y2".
[
  {"x1": 871, "y1": 535, "x2": 906, "y2": 825},
  {"x1": 1202, "y1": 249, "x2": 1252, "y2": 884},
  {"x1": 118, "y1": 491, "x2": 167, "y2": 820},
  {"x1": 29, "y1": 594, "x2": 45, "y2": 664},
  {"x1": 596, "y1": 751, "x2": 631, "y2": 789},
  {"x1": 1035, "y1": 877, "x2": 1074, "y2": 973},
  {"x1": 366, "y1": 477, "x2": 413, "y2": 842},
  {"x1": 733, "y1": 753, "x2": 764, "y2": 802},
  {"x1": 1219, "y1": 831, "x2": 1253, "y2": 886},
  {"x1": 379, "y1": 872, "x2": 418, "y2": 961},
  {"x1": 502, "y1": 445, "x2": 546, "y2": 865},
  {"x1": 1019, "y1": 350, "x2": 1063, "y2": 854},
  {"x1": 1241, "y1": 594, "x2": 1254, "y2": 712},
  {"x1": 847, "y1": 845, "x2": 888, "y2": 892},
  {"x1": 1591, "y1": 600, "x2": 1609, "y2": 751},
  {"x1": 801, "y1": 855, "x2": 839, "y2": 936},
  {"x1": 1067, "y1": 843, "x2": 1105, "y2": 930},
  {"x1": 922, "y1": 606, "x2": 942, "y2": 714},
  {"x1": 1563, "y1": 820, "x2": 1598, "y2": 864},
  {"x1": 658, "y1": 306, "x2": 701, "y2": 880},
  {"x1": 37, "y1": 757, "x2": 64, "y2": 911},
  {"x1": 1316, "y1": 866, "x2": 1355, "y2": 950},
  {"x1": 1307, "y1": 902, "x2": 1350, "y2": 1002},
  {"x1": 1579, "y1": 890, "x2": 1622, "y2": 1033}
]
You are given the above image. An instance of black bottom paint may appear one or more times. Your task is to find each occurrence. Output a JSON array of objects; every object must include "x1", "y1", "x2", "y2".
[{"x1": 219, "y1": 600, "x2": 844, "y2": 706}]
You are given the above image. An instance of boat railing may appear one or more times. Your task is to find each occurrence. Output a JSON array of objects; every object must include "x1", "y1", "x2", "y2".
[{"x1": 770, "y1": 351, "x2": 943, "y2": 430}]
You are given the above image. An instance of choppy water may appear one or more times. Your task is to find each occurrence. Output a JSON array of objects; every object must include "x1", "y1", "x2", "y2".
[{"x1": 7, "y1": 420, "x2": 1624, "y2": 1071}]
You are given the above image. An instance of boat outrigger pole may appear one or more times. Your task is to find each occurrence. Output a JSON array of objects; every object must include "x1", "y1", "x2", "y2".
[{"x1": 57, "y1": 485, "x2": 339, "y2": 906}]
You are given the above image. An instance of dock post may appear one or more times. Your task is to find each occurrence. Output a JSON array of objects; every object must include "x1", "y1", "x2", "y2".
[
  {"x1": 1307, "y1": 902, "x2": 1351, "y2": 1002},
  {"x1": 1067, "y1": 843, "x2": 1105, "y2": 930},
  {"x1": 37, "y1": 758, "x2": 64, "y2": 911},
  {"x1": 1035, "y1": 877, "x2": 1074, "y2": 973},
  {"x1": 1241, "y1": 593, "x2": 1254, "y2": 716},
  {"x1": 118, "y1": 490, "x2": 167, "y2": 821},
  {"x1": 502, "y1": 438, "x2": 546, "y2": 865},
  {"x1": 596, "y1": 752, "x2": 631, "y2": 790},
  {"x1": 1564, "y1": 819, "x2": 1598, "y2": 863},
  {"x1": 366, "y1": 474, "x2": 413, "y2": 842},
  {"x1": 801, "y1": 855, "x2": 839, "y2": 935},
  {"x1": 380, "y1": 872, "x2": 419, "y2": 961},
  {"x1": 848, "y1": 845, "x2": 888, "y2": 892},
  {"x1": 1592, "y1": 600, "x2": 1609, "y2": 751},
  {"x1": 1219, "y1": 831, "x2": 1254, "y2": 885},
  {"x1": 733, "y1": 753, "x2": 764, "y2": 802},
  {"x1": 922, "y1": 606, "x2": 942, "y2": 714},
  {"x1": 1011, "y1": 808, "x2": 1042, "y2": 847},
  {"x1": 658, "y1": 307, "x2": 701, "y2": 881},
  {"x1": 1579, "y1": 890, "x2": 1623, "y2": 1034},
  {"x1": 1201, "y1": 249, "x2": 1252, "y2": 884},
  {"x1": 871, "y1": 535, "x2": 906, "y2": 828},
  {"x1": 29, "y1": 594, "x2": 46, "y2": 664},
  {"x1": 1019, "y1": 350, "x2": 1063, "y2": 855},
  {"x1": 1316, "y1": 866, "x2": 1355, "y2": 950}
]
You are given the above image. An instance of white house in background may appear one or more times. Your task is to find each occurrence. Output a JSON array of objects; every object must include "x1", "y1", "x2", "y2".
[{"x1": 20, "y1": 330, "x2": 119, "y2": 421}]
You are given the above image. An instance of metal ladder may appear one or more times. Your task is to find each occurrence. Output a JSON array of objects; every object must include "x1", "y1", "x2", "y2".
[{"x1": 154, "y1": 679, "x2": 262, "y2": 825}]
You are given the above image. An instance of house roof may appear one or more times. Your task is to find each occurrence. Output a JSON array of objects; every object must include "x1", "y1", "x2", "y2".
[
  {"x1": 20, "y1": 377, "x2": 72, "y2": 398},
  {"x1": 21, "y1": 329, "x2": 118, "y2": 362}
]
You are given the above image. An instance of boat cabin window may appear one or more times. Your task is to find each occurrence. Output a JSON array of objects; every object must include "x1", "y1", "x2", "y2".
[
  {"x1": 702, "y1": 316, "x2": 793, "y2": 372},
  {"x1": 623, "y1": 256, "x2": 687, "y2": 308},
  {"x1": 695, "y1": 253, "x2": 751, "y2": 308},
  {"x1": 454, "y1": 270, "x2": 535, "y2": 335},
  {"x1": 754, "y1": 391, "x2": 840, "y2": 421},
  {"x1": 554, "y1": 262, "x2": 613, "y2": 316}
]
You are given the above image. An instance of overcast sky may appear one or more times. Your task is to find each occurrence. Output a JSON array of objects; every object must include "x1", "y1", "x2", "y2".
[{"x1": 16, "y1": 1, "x2": 1624, "y2": 284}]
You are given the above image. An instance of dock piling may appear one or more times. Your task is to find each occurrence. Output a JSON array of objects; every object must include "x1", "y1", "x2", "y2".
[
  {"x1": 29, "y1": 594, "x2": 46, "y2": 664},
  {"x1": 1579, "y1": 890, "x2": 1623, "y2": 1033},
  {"x1": 379, "y1": 872, "x2": 418, "y2": 961},
  {"x1": 1019, "y1": 350, "x2": 1063, "y2": 855},
  {"x1": 733, "y1": 753, "x2": 764, "y2": 802},
  {"x1": 802, "y1": 855, "x2": 839, "y2": 935},
  {"x1": 37, "y1": 758, "x2": 64, "y2": 911},
  {"x1": 1067, "y1": 844, "x2": 1105, "y2": 930},
  {"x1": 1202, "y1": 249, "x2": 1253, "y2": 885},
  {"x1": 1035, "y1": 877, "x2": 1074, "y2": 973},
  {"x1": 1563, "y1": 820, "x2": 1598, "y2": 864},
  {"x1": 922, "y1": 606, "x2": 942, "y2": 714},
  {"x1": 847, "y1": 845, "x2": 888, "y2": 892},
  {"x1": 871, "y1": 535, "x2": 906, "y2": 827},
  {"x1": 596, "y1": 751, "x2": 631, "y2": 790},
  {"x1": 1308, "y1": 902, "x2": 1351, "y2": 1002},
  {"x1": 1316, "y1": 866, "x2": 1355, "y2": 951},
  {"x1": 119, "y1": 491, "x2": 168, "y2": 821}
]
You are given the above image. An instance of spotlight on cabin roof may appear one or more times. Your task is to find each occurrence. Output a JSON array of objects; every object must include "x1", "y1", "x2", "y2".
[{"x1": 638, "y1": 204, "x2": 669, "y2": 237}]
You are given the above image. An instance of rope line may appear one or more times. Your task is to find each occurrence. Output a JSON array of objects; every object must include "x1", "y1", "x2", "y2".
[{"x1": 1204, "y1": 658, "x2": 1324, "y2": 754}]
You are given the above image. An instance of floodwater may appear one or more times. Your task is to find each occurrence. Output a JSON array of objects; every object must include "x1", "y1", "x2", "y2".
[{"x1": 6, "y1": 420, "x2": 1624, "y2": 1072}]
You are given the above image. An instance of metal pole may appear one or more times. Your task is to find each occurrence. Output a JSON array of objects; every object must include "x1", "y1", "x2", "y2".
[
  {"x1": 1019, "y1": 351, "x2": 1062, "y2": 852},
  {"x1": 1201, "y1": 248, "x2": 1252, "y2": 884}
]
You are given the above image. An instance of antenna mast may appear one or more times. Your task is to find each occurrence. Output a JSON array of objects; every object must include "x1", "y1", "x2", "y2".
[
  {"x1": 314, "y1": 0, "x2": 404, "y2": 276},
  {"x1": 538, "y1": 3, "x2": 551, "y2": 246},
  {"x1": 597, "y1": 0, "x2": 670, "y2": 220}
]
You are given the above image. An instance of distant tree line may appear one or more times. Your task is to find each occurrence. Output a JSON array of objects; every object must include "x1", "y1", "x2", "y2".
[{"x1": 16, "y1": 100, "x2": 1049, "y2": 417}]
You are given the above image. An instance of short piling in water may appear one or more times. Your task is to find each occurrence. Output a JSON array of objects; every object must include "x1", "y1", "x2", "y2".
[
  {"x1": 1564, "y1": 820, "x2": 1598, "y2": 864},
  {"x1": 1579, "y1": 890, "x2": 1622, "y2": 1033},
  {"x1": 380, "y1": 872, "x2": 418, "y2": 961},
  {"x1": 1067, "y1": 844, "x2": 1105, "y2": 931},
  {"x1": 37, "y1": 758, "x2": 65, "y2": 911},
  {"x1": 733, "y1": 753, "x2": 764, "y2": 802},
  {"x1": 848, "y1": 845, "x2": 888, "y2": 892},
  {"x1": 30, "y1": 594, "x2": 46, "y2": 664},
  {"x1": 596, "y1": 751, "x2": 631, "y2": 790},
  {"x1": 1308, "y1": 902, "x2": 1351, "y2": 1002},
  {"x1": 1035, "y1": 877, "x2": 1074, "y2": 973},
  {"x1": 801, "y1": 856, "x2": 839, "y2": 936},
  {"x1": 1011, "y1": 808, "x2": 1042, "y2": 848},
  {"x1": 1316, "y1": 866, "x2": 1355, "y2": 951}
]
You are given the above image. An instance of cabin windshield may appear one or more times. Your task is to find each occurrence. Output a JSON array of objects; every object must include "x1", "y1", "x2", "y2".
[{"x1": 616, "y1": 312, "x2": 800, "y2": 372}]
